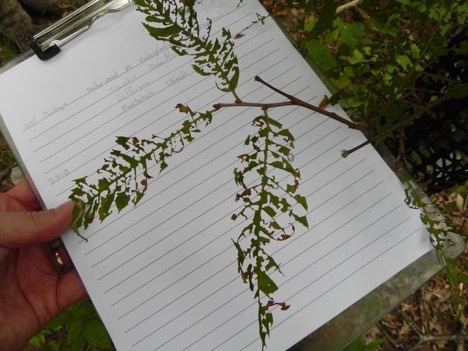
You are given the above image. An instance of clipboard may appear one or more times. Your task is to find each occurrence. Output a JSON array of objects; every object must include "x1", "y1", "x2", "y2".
[{"x1": 0, "y1": 1, "x2": 464, "y2": 350}]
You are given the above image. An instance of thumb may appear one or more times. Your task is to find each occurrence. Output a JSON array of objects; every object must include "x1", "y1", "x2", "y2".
[{"x1": 0, "y1": 202, "x2": 74, "y2": 248}]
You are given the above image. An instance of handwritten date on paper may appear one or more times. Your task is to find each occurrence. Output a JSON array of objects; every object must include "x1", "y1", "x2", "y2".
[{"x1": 48, "y1": 169, "x2": 70, "y2": 185}]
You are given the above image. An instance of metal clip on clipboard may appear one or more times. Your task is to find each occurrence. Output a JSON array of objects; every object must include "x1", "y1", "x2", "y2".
[{"x1": 30, "y1": 0, "x2": 133, "y2": 60}]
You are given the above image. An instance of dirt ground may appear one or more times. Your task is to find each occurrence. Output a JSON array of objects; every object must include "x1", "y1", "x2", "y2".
[
  {"x1": 0, "y1": 1, "x2": 466, "y2": 350},
  {"x1": 362, "y1": 214, "x2": 467, "y2": 351}
]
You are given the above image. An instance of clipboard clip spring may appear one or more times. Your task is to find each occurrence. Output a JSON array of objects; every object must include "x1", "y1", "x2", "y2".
[{"x1": 30, "y1": 0, "x2": 133, "y2": 61}]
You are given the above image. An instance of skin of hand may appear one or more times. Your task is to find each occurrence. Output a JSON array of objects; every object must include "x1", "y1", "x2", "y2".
[{"x1": 0, "y1": 180, "x2": 87, "y2": 351}]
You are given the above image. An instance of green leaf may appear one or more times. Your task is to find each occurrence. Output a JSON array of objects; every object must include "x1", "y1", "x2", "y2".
[
  {"x1": 410, "y1": 43, "x2": 420, "y2": 59},
  {"x1": 263, "y1": 206, "x2": 277, "y2": 218},
  {"x1": 270, "y1": 160, "x2": 299, "y2": 177},
  {"x1": 267, "y1": 117, "x2": 282, "y2": 129},
  {"x1": 277, "y1": 128, "x2": 295, "y2": 142},
  {"x1": 113, "y1": 151, "x2": 139, "y2": 168},
  {"x1": 99, "y1": 192, "x2": 115, "y2": 221},
  {"x1": 98, "y1": 178, "x2": 110, "y2": 192},
  {"x1": 294, "y1": 194, "x2": 308, "y2": 210},
  {"x1": 261, "y1": 311, "x2": 274, "y2": 332},
  {"x1": 83, "y1": 319, "x2": 113, "y2": 349},
  {"x1": 453, "y1": 82, "x2": 468, "y2": 98},
  {"x1": 66, "y1": 318, "x2": 86, "y2": 347},
  {"x1": 307, "y1": 1, "x2": 338, "y2": 38},
  {"x1": 115, "y1": 136, "x2": 130, "y2": 149},
  {"x1": 115, "y1": 192, "x2": 130, "y2": 212},
  {"x1": 305, "y1": 39, "x2": 338, "y2": 72},
  {"x1": 257, "y1": 270, "x2": 278, "y2": 296},
  {"x1": 69, "y1": 186, "x2": 86, "y2": 198},
  {"x1": 192, "y1": 64, "x2": 211, "y2": 76},
  {"x1": 295, "y1": 214, "x2": 309, "y2": 228},
  {"x1": 228, "y1": 64, "x2": 240, "y2": 92},
  {"x1": 143, "y1": 23, "x2": 182, "y2": 38},
  {"x1": 395, "y1": 54, "x2": 411, "y2": 70},
  {"x1": 133, "y1": 191, "x2": 145, "y2": 206}
]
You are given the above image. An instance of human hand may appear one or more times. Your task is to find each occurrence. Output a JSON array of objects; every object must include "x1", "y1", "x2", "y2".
[{"x1": 0, "y1": 180, "x2": 87, "y2": 351}]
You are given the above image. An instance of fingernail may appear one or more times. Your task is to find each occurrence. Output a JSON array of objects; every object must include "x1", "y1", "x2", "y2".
[{"x1": 56, "y1": 201, "x2": 74, "y2": 214}]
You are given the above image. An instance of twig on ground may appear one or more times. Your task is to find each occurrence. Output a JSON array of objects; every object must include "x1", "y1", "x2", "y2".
[{"x1": 336, "y1": 0, "x2": 362, "y2": 14}]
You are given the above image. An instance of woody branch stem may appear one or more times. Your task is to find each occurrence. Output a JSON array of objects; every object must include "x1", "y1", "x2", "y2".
[
  {"x1": 254, "y1": 76, "x2": 370, "y2": 134},
  {"x1": 213, "y1": 101, "x2": 294, "y2": 109}
]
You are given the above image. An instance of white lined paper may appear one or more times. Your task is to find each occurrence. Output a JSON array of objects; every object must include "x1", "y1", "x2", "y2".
[{"x1": 0, "y1": 1, "x2": 433, "y2": 350}]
